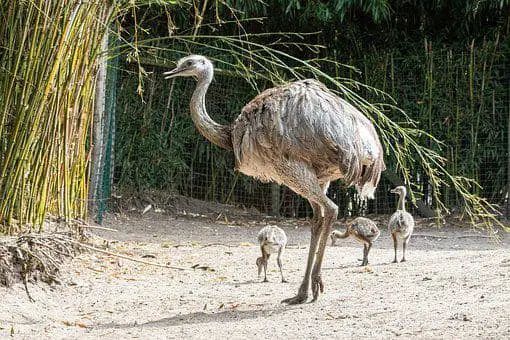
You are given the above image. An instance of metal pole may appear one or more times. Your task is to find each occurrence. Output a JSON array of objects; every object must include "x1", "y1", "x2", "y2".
[{"x1": 507, "y1": 81, "x2": 510, "y2": 217}]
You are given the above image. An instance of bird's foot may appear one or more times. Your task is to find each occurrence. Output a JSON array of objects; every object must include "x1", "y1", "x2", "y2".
[
  {"x1": 282, "y1": 285, "x2": 308, "y2": 304},
  {"x1": 281, "y1": 293, "x2": 308, "y2": 305},
  {"x1": 281, "y1": 279, "x2": 289, "y2": 283},
  {"x1": 392, "y1": 259, "x2": 398, "y2": 263},
  {"x1": 311, "y1": 275, "x2": 324, "y2": 302},
  {"x1": 263, "y1": 278, "x2": 269, "y2": 283},
  {"x1": 401, "y1": 258, "x2": 406, "y2": 262}
]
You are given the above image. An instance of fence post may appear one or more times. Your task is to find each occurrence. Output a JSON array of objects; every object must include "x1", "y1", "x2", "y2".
[
  {"x1": 507, "y1": 81, "x2": 510, "y2": 217},
  {"x1": 271, "y1": 183, "x2": 280, "y2": 217},
  {"x1": 89, "y1": 33, "x2": 109, "y2": 222}
]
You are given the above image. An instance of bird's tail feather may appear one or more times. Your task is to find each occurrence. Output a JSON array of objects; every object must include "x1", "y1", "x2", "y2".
[{"x1": 357, "y1": 156, "x2": 385, "y2": 200}]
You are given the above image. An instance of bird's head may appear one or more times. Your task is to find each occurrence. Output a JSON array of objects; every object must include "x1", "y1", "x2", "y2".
[
  {"x1": 163, "y1": 55, "x2": 213, "y2": 80},
  {"x1": 390, "y1": 185, "x2": 407, "y2": 196}
]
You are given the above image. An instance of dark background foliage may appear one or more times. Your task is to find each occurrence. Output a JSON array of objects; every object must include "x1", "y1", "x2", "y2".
[{"x1": 110, "y1": 0, "x2": 510, "y2": 217}]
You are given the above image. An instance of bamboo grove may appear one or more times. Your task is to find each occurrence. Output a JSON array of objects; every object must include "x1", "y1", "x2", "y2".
[{"x1": 0, "y1": 1, "x2": 114, "y2": 233}]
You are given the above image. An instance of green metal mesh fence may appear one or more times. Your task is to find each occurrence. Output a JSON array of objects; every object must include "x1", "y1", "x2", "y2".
[{"x1": 105, "y1": 46, "x2": 510, "y2": 219}]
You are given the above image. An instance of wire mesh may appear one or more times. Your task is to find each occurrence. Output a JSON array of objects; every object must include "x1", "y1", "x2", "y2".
[{"x1": 110, "y1": 47, "x2": 510, "y2": 219}]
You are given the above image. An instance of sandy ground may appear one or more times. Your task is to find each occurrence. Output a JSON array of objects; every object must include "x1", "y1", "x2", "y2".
[{"x1": 1, "y1": 210, "x2": 509, "y2": 339}]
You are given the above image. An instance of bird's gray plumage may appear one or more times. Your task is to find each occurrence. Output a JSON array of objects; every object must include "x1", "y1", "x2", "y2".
[
  {"x1": 233, "y1": 79, "x2": 384, "y2": 197},
  {"x1": 256, "y1": 225, "x2": 288, "y2": 283},
  {"x1": 164, "y1": 55, "x2": 385, "y2": 304},
  {"x1": 388, "y1": 186, "x2": 415, "y2": 263},
  {"x1": 331, "y1": 217, "x2": 380, "y2": 266}
]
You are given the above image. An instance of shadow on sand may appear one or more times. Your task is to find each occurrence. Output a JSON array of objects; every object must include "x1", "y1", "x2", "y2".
[{"x1": 95, "y1": 305, "x2": 297, "y2": 330}]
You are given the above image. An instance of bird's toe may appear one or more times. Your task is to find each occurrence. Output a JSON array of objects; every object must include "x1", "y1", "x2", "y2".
[
  {"x1": 311, "y1": 275, "x2": 324, "y2": 302},
  {"x1": 281, "y1": 293, "x2": 308, "y2": 305}
]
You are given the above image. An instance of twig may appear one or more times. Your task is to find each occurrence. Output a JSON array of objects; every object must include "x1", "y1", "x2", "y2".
[
  {"x1": 368, "y1": 309, "x2": 396, "y2": 317},
  {"x1": 23, "y1": 273, "x2": 35, "y2": 303},
  {"x1": 455, "y1": 234, "x2": 493, "y2": 239},
  {"x1": 81, "y1": 225, "x2": 118, "y2": 232},
  {"x1": 34, "y1": 248, "x2": 60, "y2": 271},
  {"x1": 69, "y1": 241, "x2": 189, "y2": 271},
  {"x1": 413, "y1": 233, "x2": 492, "y2": 239},
  {"x1": 43, "y1": 235, "x2": 76, "y2": 256},
  {"x1": 16, "y1": 248, "x2": 35, "y2": 302},
  {"x1": 200, "y1": 243, "x2": 233, "y2": 248},
  {"x1": 31, "y1": 240, "x2": 73, "y2": 258}
]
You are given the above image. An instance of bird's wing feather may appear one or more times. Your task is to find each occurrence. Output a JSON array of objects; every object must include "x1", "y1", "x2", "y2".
[{"x1": 234, "y1": 79, "x2": 385, "y2": 195}]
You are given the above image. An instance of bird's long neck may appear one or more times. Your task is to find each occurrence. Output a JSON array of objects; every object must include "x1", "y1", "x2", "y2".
[
  {"x1": 333, "y1": 229, "x2": 350, "y2": 239},
  {"x1": 396, "y1": 193, "x2": 406, "y2": 211},
  {"x1": 190, "y1": 72, "x2": 232, "y2": 150}
]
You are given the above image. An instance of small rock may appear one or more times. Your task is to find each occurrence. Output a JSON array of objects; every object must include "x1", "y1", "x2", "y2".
[{"x1": 450, "y1": 312, "x2": 472, "y2": 322}]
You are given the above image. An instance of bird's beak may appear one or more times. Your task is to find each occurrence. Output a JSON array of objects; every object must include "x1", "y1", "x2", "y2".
[
  {"x1": 163, "y1": 67, "x2": 183, "y2": 79},
  {"x1": 390, "y1": 189, "x2": 397, "y2": 194}
]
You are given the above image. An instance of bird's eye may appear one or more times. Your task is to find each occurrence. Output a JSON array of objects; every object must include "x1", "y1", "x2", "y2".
[{"x1": 186, "y1": 61, "x2": 193, "y2": 67}]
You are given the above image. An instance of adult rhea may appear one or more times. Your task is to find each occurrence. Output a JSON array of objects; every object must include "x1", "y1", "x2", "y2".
[{"x1": 164, "y1": 55, "x2": 385, "y2": 304}]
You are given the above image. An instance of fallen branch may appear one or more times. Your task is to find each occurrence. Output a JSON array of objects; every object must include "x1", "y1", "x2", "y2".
[
  {"x1": 200, "y1": 243, "x2": 233, "y2": 248},
  {"x1": 69, "y1": 241, "x2": 189, "y2": 271},
  {"x1": 413, "y1": 233, "x2": 492, "y2": 239},
  {"x1": 81, "y1": 225, "x2": 118, "y2": 232}
]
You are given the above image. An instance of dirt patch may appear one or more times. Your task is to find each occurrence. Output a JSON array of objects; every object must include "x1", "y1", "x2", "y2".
[{"x1": 1, "y1": 207, "x2": 509, "y2": 338}]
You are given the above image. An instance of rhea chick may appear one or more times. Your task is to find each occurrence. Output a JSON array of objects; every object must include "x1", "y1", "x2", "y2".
[
  {"x1": 330, "y1": 217, "x2": 380, "y2": 266},
  {"x1": 256, "y1": 225, "x2": 288, "y2": 283},
  {"x1": 388, "y1": 186, "x2": 415, "y2": 263}
]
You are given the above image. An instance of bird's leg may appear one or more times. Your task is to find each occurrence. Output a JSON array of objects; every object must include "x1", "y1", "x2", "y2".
[
  {"x1": 392, "y1": 233, "x2": 398, "y2": 263},
  {"x1": 281, "y1": 201, "x2": 324, "y2": 304},
  {"x1": 310, "y1": 202, "x2": 324, "y2": 232},
  {"x1": 361, "y1": 244, "x2": 368, "y2": 266},
  {"x1": 401, "y1": 236, "x2": 410, "y2": 262},
  {"x1": 311, "y1": 198, "x2": 338, "y2": 302},
  {"x1": 257, "y1": 260, "x2": 262, "y2": 278},
  {"x1": 330, "y1": 232, "x2": 336, "y2": 246},
  {"x1": 263, "y1": 253, "x2": 270, "y2": 282},
  {"x1": 277, "y1": 248, "x2": 287, "y2": 283},
  {"x1": 279, "y1": 170, "x2": 331, "y2": 305},
  {"x1": 366, "y1": 243, "x2": 372, "y2": 265},
  {"x1": 282, "y1": 222, "x2": 320, "y2": 304}
]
